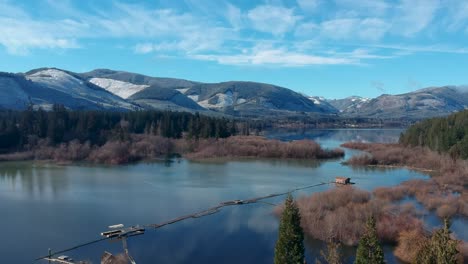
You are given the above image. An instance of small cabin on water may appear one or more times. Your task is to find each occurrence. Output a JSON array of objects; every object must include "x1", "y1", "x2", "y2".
[{"x1": 335, "y1": 177, "x2": 351, "y2": 185}]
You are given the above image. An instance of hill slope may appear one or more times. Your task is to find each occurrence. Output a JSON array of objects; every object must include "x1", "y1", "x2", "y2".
[
  {"x1": 331, "y1": 87, "x2": 468, "y2": 119},
  {"x1": 179, "y1": 81, "x2": 334, "y2": 117},
  {"x1": 1, "y1": 67, "x2": 466, "y2": 120},
  {"x1": 128, "y1": 86, "x2": 205, "y2": 111},
  {"x1": 400, "y1": 109, "x2": 468, "y2": 158},
  {"x1": 81, "y1": 69, "x2": 198, "y2": 90},
  {"x1": 0, "y1": 69, "x2": 137, "y2": 111},
  {"x1": 81, "y1": 71, "x2": 336, "y2": 117},
  {"x1": 24, "y1": 68, "x2": 136, "y2": 110}
]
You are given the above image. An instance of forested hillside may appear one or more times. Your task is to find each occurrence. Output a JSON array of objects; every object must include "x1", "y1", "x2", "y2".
[
  {"x1": 399, "y1": 110, "x2": 468, "y2": 159},
  {"x1": 0, "y1": 106, "x2": 258, "y2": 153}
]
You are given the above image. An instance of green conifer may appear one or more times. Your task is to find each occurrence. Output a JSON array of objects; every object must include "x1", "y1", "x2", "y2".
[
  {"x1": 355, "y1": 216, "x2": 384, "y2": 264},
  {"x1": 274, "y1": 193, "x2": 305, "y2": 264},
  {"x1": 415, "y1": 218, "x2": 459, "y2": 264}
]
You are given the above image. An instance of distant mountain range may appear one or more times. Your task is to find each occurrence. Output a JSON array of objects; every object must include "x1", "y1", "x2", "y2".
[
  {"x1": 329, "y1": 87, "x2": 468, "y2": 119},
  {"x1": 0, "y1": 67, "x2": 467, "y2": 120}
]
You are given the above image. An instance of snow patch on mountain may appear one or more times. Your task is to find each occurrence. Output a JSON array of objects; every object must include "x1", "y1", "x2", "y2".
[
  {"x1": 89, "y1": 78, "x2": 149, "y2": 99},
  {"x1": 188, "y1": 95, "x2": 199, "y2": 102},
  {"x1": 198, "y1": 91, "x2": 234, "y2": 109},
  {"x1": 27, "y1": 69, "x2": 85, "y2": 93},
  {"x1": 309, "y1": 97, "x2": 321, "y2": 105},
  {"x1": 307, "y1": 96, "x2": 331, "y2": 105},
  {"x1": 26, "y1": 69, "x2": 135, "y2": 110},
  {"x1": 176, "y1": 88, "x2": 190, "y2": 94},
  {"x1": 237, "y1": 98, "x2": 247, "y2": 104}
]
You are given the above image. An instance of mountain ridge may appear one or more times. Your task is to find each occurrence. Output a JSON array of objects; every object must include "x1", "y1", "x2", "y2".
[{"x1": 0, "y1": 67, "x2": 467, "y2": 120}]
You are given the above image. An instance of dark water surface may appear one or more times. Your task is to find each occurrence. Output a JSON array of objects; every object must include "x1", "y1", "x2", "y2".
[{"x1": 0, "y1": 129, "x2": 439, "y2": 263}]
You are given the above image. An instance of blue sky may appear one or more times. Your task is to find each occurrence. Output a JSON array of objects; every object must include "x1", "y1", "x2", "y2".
[{"x1": 0, "y1": 0, "x2": 467, "y2": 98}]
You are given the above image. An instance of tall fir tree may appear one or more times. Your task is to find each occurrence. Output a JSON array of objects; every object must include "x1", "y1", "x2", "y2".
[
  {"x1": 415, "y1": 218, "x2": 459, "y2": 264},
  {"x1": 274, "y1": 193, "x2": 305, "y2": 264},
  {"x1": 355, "y1": 216, "x2": 384, "y2": 264}
]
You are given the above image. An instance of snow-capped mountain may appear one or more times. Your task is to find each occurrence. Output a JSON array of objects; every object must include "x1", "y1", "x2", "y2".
[
  {"x1": 327, "y1": 96, "x2": 371, "y2": 113},
  {"x1": 1, "y1": 67, "x2": 467, "y2": 120},
  {"x1": 0, "y1": 68, "x2": 138, "y2": 111},
  {"x1": 177, "y1": 81, "x2": 334, "y2": 117},
  {"x1": 307, "y1": 96, "x2": 338, "y2": 113},
  {"x1": 128, "y1": 86, "x2": 205, "y2": 111},
  {"x1": 80, "y1": 69, "x2": 198, "y2": 89},
  {"x1": 88, "y1": 78, "x2": 149, "y2": 99},
  {"x1": 329, "y1": 88, "x2": 468, "y2": 119}
]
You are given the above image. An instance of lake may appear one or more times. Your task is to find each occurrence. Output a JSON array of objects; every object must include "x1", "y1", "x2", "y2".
[{"x1": 0, "y1": 129, "x2": 435, "y2": 263}]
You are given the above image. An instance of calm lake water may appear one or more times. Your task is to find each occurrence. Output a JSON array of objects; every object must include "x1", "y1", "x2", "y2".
[{"x1": 0, "y1": 129, "x2": 444, "y2": 263}]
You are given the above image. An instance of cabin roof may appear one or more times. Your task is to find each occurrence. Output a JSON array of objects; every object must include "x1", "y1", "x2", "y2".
[{"x1": 335, "y1": 176, "x2": 350, "y2": 180}]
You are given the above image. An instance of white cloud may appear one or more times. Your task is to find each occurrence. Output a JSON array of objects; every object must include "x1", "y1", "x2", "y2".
[
  {"x1": 95, "y1": 6, "x2": 199, "y2": 38},
  {"x1": 364, "y1": 43, "x2": 468, "y2": 54},
  {"x1": 333, "y1": 0, "x2": 390, "y2": 16},
  {"x1": 1, "y1": 0, "x2": 464, "y2": 68},
  {"x1": 320, "y1": 18, "x2": 390, "y2": 41},
  {"x1": 339, "y1": 48, "x2": 394, "y2": 59},
  {"x1": 0, "y1": 16, "x2": 83, "y2": 55},
  {"x1": 445, "y1": 0, "x2": 468, "y2": 31},
  {"x1": 393, "y1": 0, "x2": 440, "y2": 36},
  {"x1": 225, "y1": 3, "x2": 243, "y2": 29},
  {"x1": 191, "y1": 44, "x2": 354, "y2": 66},
  {"x1": 297, "y1": 0, "x2": 321, "y2": 13},
  {"x1": 134, "y1": 43, "x2": 155, "y2": 54},
  {"x1": 0, "y1": 1, "x2": 230, "y2": 55},
  {"x1": 295, "y1": 22, "x2": 319, "y2": 37},
  {"x1": 247, "y1": 5, "x2": 301, "y2": 36}
]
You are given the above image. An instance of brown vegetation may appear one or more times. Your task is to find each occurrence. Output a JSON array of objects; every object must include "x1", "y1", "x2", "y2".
[
  {"x1": 341, "y1": 142, "x2": 468, "y2": 217},
  {"x1": 394, "y1": 229, "x2": 429, "y2": 263},
  {"x1": 184, "y1": 136, "x2": 344, "y2": 160},
  {"x1": 342, "y1": 142, "x2": 446, "y2": 171},
  {"x1": 0, "y1": 151, "x2": 34, "y2": 161},
  {"x1": 101, "y1": 251, "x2": 128, "y2": 264},
  {"x1": 0, "y1": 135, "x2": 344, "y2": 165},
  {"x1": 341, "y1": 142, "x2": 468, "y2": 260},
  {"x1": 275, "y1": 187, "x2": 424, "y2": 246}
]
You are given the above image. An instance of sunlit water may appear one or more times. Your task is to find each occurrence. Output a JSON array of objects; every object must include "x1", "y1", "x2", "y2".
[{"x1": 0, "y1": 129, "x2": 458, "y2": 264}]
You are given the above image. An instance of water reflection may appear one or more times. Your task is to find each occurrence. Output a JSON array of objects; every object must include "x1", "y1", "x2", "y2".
[
  {"x1": 266, "y1": 128, "x2": 403, "y2": 146},
  {"x1": 0, "y1": 129, "x2": 437, "y2": 264},
  {"x1": 0, "y1": 162, "x2": 70, "y2": 200}
]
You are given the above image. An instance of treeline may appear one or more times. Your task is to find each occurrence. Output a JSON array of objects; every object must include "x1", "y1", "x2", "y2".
[
  {"x1": 0, "y1": 105, "x2": 262, "y2": 153},
  {"x1": 399, "y1": 110, "x2": 468, "y2": 159}
]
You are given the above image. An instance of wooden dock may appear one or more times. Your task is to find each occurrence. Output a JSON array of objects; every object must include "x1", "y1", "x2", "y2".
[
  {"x1": 37, "y1": 181, "x2": 333, "y2": 264},
  {"x1": 43, "y1": 257, "x2": 75, "y2": 264},
  {"x1": 100, "y1": 226, "x2": 145, "y2": 239}
]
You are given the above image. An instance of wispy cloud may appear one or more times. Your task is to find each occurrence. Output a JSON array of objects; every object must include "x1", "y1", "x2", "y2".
[
  {"x1": 247, "y1": 5, "x2": 301, "y2": 36},
  {"x1": 0, "y1": 17, "x2": 82, "y2": 55},
  {"x1": 296, "y1": 0, "x2": 321, "y2": 13},
  {"x1": 393, "y1": 0, "x2": 440, "y2": 36},
  {"x1": 190, "y1": 44, "x2": 389, "y2": 67},
  {"x1": 334, "y1": 0, "x2": 390, "y2": 16},
  {"x1": 225, "y1": 3, "x2": 243, "y2": 29},
  {"x1": 0, "y1": 0, "x2": 467, "y2": 67},
  {"x1": 319, "y1": 18, "x2": 390, "y2": 41},
  {"x1": 363, "y1": 44, "x2": 468, "y2": 54},
  {"x1": 192, "y1": 49, "x2": 353, "y2": 67}
]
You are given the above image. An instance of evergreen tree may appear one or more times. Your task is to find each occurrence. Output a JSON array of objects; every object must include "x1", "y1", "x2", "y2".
[
  {"x1": 415, "y1": 218, "x2": 459, "y2": 264},
  {"x1": 274, "y1": 193, "x2": 305, "y2": 264},
  {"x1": 355, "y1": 216, "x2": 384, "y2": 264}
]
